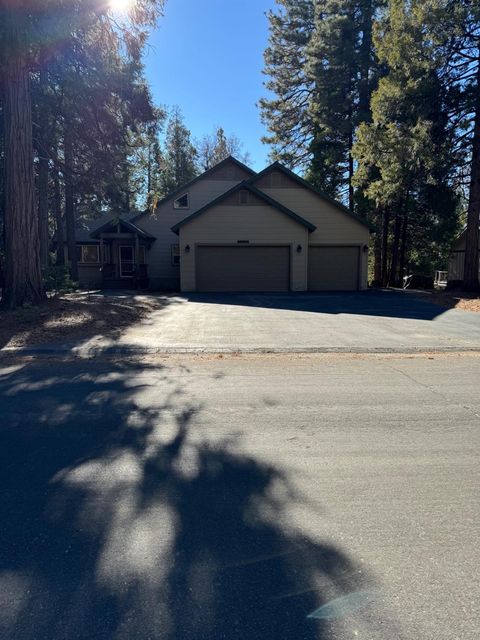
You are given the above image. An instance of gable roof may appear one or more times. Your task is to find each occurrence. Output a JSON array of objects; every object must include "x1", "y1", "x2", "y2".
[
  {"x1": 132, "y1": 156, "x2": 256, "y2": 224},
  {"x1": 171, "y1": 181, "x2": 317, "y2": 234},
  {"x1": 90, "y1": 217, "x2": 155, "y2": 240},
  {"x1": 249, "y1": 162, "x2": 372, "y2": 230},
  {"x1": 70, "y1": 210, "x2": 141, "y2": 243}
]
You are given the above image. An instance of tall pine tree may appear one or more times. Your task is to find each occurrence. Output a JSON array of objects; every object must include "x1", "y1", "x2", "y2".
[
  {"x1": 353, "y1": 0, "x2": 459, "y2": 285},
  {"x1": 418, "y1": 0, "x2": 480, "y2": 290},
  {"x1": 161, "y1": 108, "x2": 198, "y2": 193},
  {"x1": 260, "y1": 0, "x2": 315, "y2": 168},
  {"x1": 261, "y1": 0, "x2": 383, "y2": 208}
]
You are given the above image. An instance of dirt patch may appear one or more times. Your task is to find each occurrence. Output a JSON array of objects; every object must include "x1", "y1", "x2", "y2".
[
  {"x1": 0, "y1": 292, "x2": 174, "y2": 349},
  {"x1": 410, "y1": 290, "x2": 480, "y2": 313}
]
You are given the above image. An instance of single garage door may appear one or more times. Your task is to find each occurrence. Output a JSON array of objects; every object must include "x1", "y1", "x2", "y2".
[
  {"x1": 196, "y1": 245, "x2": 290, "y2": 292},
  {"x1": 308, "y1": 246, "x2": 359, "y2": 291}
]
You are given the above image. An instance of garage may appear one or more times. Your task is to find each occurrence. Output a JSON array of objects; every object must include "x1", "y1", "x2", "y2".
[
  {"x1": 308, "y1": 245, "x2": 360, "y2": 291},
  {"x1": 196, "y1": 245, "x2": 290, "y2": 292}
]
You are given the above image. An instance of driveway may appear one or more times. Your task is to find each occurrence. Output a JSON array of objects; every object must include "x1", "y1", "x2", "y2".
[{"x1": 111, "y1": 290, "x2": 480, "y2": 353}]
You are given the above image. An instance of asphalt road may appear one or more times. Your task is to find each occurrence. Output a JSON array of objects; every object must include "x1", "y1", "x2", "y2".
[{"x1": 1, "y1": 352, "x2": 479, "y2": 640}]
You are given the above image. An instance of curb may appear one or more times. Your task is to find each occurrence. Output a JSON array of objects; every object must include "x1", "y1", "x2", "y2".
[{"x1": 2, "y1": 345, "x2": 480, "y2": 357}]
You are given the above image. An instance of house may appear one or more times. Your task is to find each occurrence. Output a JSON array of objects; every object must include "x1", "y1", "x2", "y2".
[
  {"x1": 73, "y1": 156, "x2": 371, "y2": 292},
  {"x1": 448, "y1": 227, "x2": 480, "y2": 287}
]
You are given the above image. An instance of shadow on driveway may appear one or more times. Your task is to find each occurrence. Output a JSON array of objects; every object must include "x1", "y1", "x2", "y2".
[{"x1": 183, "y1": 290, "x2": 448, "y2": 321}]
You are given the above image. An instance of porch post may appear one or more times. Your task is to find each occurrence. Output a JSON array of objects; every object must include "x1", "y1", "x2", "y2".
[{"x1": 135, "y1": 234, "x2": 140, "y2": 278}]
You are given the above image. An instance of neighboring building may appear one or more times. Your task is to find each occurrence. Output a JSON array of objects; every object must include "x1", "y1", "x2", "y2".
[
  {"x1": 448, "y1": 227, "x2": 480, "y2": 287},
  {"x1": 72, "y1": 156, "x2": 371, "y2": 292}
]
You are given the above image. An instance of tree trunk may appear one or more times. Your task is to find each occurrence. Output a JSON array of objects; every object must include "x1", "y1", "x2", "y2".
[
  {"x1": 373, "y1": 229, "x2": 382, "y2": 285},
  {"x1": 348, "y1": 124, "x2": 354, "y2": 211},
  {"x1": 463, "y1": 54, "x2": 480, "y2": 292},
  {"x1": 63, "y1": 126, "x2": 78, "y2": 281},
  {"x1": 37, "y1": 69, "x2": 49, "y2": 266},
  {"x1": 2, "y1": 5, "x2": 45, "y2": 308},
  {"x1": 399, "y1": 214, "x2": 409, "y2": 284},
  {"x1": 388, "y1": 210, "x2": 402, "y2": 287},
  {"x1": 381, "y1": 207, "x2": 390, "y2": 287},
  {"x1": 54, "y1": 168, "x2": 65, "y2": 265}
]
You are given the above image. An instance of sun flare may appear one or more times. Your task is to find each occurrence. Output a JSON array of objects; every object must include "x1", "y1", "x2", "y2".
[{"x1": 109, "y1": 0, "x2": 133, "y2": 14}]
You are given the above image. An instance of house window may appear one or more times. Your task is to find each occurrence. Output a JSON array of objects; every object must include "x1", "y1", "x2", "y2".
[
  {"x1": 171, "y1": 244, "x2": 180, "y2": 266},
  {"x1": 77, "y1": 245, "x2": 100, "y2": 263},
  {"x1": 174, "y1": 193, "x2": 189, "y2": 209}
]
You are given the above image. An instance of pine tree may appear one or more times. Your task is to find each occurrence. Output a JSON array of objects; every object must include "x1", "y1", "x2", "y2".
[
  {"x1": 197, "y1": 126, "x2": 250, "y2": 171},
  {"x1": 306, "y1": 0, "x2": 385, "y2": 206},
  {"x1": 161, "y1": 108, "x2": 198, "y2": 193},
  {"x1": 419, "y1": 0, "x2": 480, "y2": 290},
  {"x1": 353, "y1": 0, "x2": 459, "y2": 285},
  {"x1": 260, "y1": 0, "x2": 383, "y2": 207},
  {"x1": 259, "y1": 0, "x2": 315, "y2": 168}
]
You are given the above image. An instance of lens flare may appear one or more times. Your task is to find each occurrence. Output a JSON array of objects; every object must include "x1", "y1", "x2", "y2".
[{"x1": 109, "y1": 0, "x2": 133, "y2": 14}]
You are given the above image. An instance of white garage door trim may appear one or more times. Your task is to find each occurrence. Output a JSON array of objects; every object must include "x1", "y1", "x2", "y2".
[
  {"x1": 195, "y1": 243, "x2": 292, "y2": 292},
  {"x1": 308, "y1": 244, "x2": 361, "y2": 291}
]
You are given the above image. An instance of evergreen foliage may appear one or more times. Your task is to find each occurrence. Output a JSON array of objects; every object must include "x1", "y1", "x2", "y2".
[
  {"x1": 261, "y1": 0, "x2": 479, "y2": 288},
  {"x1": 197, "y1": 127, "x2": 250, "y2": 171},
  {"x1": 160, "y1": 107, "x2": 198, "y2": 193},
  {"x1": 0, "y1": 1, "x2": 251, "y2": 306}
]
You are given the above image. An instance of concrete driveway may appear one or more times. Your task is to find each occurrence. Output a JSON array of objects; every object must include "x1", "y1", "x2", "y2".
[{"x1": 111, "y1": 290, "x2": 480, "y2": 353}]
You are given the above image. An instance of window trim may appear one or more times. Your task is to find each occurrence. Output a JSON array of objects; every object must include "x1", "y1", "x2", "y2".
[
  {"x1": 79, "y1": 244, "x2": 100, "y2": 264},
  {"x1": 171, "y1": 244, "x2": 180, "y2": 266},
  {"x1": 173, "y1": 192, "x2": 189, "y2": 209}
]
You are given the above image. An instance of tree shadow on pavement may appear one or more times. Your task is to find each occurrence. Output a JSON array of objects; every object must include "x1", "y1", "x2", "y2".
[
  {"x1": 0, "y1": 357, "x2": 372, "y2": 640},
  {"x1": 0, "y1": 292, "x2": 179, "y2": 350}
]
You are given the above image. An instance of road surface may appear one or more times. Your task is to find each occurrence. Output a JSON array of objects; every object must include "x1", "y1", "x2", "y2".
[{"x1": 0, "y1": 352, "x2": 479, "y2": 639}]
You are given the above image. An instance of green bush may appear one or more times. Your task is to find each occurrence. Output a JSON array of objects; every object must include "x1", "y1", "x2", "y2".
[{"x1": 42, "y1": 265, "x2": 77, "y2": 294}]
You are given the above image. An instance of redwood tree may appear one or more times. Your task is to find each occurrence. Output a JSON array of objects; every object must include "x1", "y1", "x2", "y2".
[{"x1": 2, "y1": 1, "x2": 45, "y2": 307}]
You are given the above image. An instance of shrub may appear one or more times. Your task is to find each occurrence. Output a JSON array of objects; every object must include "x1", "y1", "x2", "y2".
[{"x1": 42, "y1": 266, "x2": 77, "y2": 294}]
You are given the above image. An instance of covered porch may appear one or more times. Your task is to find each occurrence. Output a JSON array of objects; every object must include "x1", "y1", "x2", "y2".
[{"x1": 90, "y1": 219, "x2": 156, "y2": 289}]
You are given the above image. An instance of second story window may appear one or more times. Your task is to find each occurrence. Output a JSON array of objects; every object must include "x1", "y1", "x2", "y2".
[{"x1": 174, "y1": 193, "x2": 189, "y2": 209}]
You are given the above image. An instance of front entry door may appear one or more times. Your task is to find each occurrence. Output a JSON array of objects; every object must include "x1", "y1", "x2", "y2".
[{"x1": 119, "y1": 246, "x2": 135, "y2": 277}]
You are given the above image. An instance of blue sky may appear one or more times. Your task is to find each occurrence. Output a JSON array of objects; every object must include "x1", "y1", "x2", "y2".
[{"x1": 143, "y1": 0, "x2": 278, "y2": 170}]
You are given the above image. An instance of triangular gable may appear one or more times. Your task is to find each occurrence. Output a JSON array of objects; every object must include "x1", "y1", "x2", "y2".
[
  {"x1": 90, "y1": 218, "x2": 155, "y2": 240},
  {"x1": 171, "y1": 181, "x2": 316, "y2": 234},
  {"x1": 249, "y1": 162, "x2": 372, "y2": 230},
  {"x1": 132, "y1": 156, "x2": 256, "y2": 224}
]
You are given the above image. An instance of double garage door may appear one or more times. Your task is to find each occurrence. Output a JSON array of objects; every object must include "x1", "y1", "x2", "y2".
[
  {"x1": 197, "y1": 245, "x2": 290, "y2": 292},
  {"x1": 195, "y1": 244, "x2": 359, "y2": 292}
]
